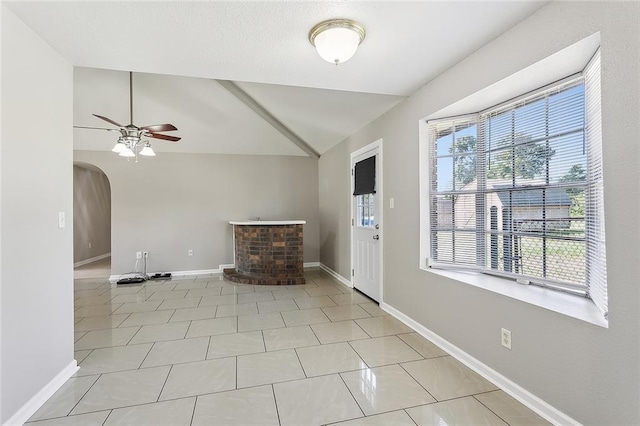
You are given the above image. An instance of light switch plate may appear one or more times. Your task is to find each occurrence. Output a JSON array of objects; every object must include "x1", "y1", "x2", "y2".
[{"x1": 58, "y1": 212, "x2": 66, "y2": 229}]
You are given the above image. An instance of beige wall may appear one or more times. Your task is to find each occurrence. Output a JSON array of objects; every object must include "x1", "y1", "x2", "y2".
[
  {"x1": 1, "y1": 5, "x2": 74, "y2": 422},
  {"x1": 73, "y1": 165, "x2": 111, "y2": 263},
  {"x1": 319, "y1": 2, "x2": 640, "y2": 424},
  {"x1": 74, "y1": 151, "x2": 319, "y2": 276}
]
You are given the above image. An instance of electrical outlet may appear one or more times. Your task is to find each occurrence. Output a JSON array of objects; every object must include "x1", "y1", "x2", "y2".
[
  {"x1": 143, "y1": 251, "x2": 149, "y2": 258},
  {"x1": 501, "y1": 328, "x2": 512, "y2": 350},
  {"x1": 136, "y1": 251, "x2": 142, "y2": 259},
  {"x1": 188, "y1": 249, "x2": 194, "y2": 257}
]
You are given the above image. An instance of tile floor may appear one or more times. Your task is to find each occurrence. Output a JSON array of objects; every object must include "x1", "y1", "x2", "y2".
[{"x1": 27, "y1": 267, "x2": 551, "y2": 425}]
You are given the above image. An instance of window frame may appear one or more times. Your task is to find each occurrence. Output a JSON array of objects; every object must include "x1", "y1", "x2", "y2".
[{"x1": 419, "y1": 50, "x2": 606, "y2": 321}]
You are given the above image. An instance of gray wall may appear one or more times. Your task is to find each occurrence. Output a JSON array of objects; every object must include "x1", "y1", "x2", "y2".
[
  {"x1": 73, "y1": 165, "x2": 111, "y2": 263},
  {"x1": 319, "y1": 2, "x2": 639, "y2": 424},
  {"x1": 1, "y1": 5, "x2": 74, "y2": 423},
  {"x1": 74, "y1": 151, "x2": 319, "y2": 276}
]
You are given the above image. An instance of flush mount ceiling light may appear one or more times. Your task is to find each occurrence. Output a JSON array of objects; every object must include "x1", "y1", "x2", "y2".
[{"x1": 309, "y1": 19, "x2": 366, "y2": 65}]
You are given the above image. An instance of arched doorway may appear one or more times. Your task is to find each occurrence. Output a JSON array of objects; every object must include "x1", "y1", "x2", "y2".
[{"x1": 73, "y1": 162, "x2": 111, "y2": 279}]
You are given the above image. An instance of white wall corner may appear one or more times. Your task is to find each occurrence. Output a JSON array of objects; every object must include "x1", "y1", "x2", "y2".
[
  {"x1": 320, "y1": 263, "x2": 353, "y2": 288},
  {"x1": 2, "y1": 360, "x2": 78, "y2": 426},
  {"x1": 379, "y1": 302, "x2": 581, "y2": 426}
]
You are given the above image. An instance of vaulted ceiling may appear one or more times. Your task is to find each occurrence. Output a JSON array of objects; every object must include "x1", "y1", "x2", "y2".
[{"x1": 6, "y1": 1, "x2": 548, "y2": 156}]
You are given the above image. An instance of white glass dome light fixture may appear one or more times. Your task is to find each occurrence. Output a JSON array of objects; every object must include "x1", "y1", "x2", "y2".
[
  {"x1": 309, "y1": 19, "x2": 366, "y2": 65},
  {"x1": 139, "y1": 141, "x2": 156, "y2": 157}
]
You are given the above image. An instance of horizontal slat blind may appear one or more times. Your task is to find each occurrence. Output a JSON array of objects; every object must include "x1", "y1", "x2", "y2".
[
  {"x1": 584, "y1": 50, "x2": 607, "y2": 318},
  {"x1": 427, "y1": 51, "x2": 606, "y2": 314}
]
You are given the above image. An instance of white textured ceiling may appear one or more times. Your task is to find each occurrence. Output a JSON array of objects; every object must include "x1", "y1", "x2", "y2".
[{"x1": 8, "y1": 1, "x2": 548, "y2": 156}]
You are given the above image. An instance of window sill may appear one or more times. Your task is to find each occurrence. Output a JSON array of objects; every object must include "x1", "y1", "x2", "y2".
[{"x1": 421, "y1": 267, "x2": 608, "y2": 328}]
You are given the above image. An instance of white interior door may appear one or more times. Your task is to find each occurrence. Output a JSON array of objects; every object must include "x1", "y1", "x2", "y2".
[{"x1": 352, "y1": 149, "x2": 380, "y2": 302}]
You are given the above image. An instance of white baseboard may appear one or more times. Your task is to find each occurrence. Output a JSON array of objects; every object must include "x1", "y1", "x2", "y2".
[
  {"x1": 110, "y1": 263, "x2": 323, "y2": 282},
  {"x1": 380, "y1": 302, "x2": 580, "y2": 426},
  {"x1": 73, "y1": 253, "x2": 110, "y2": 268},
  {"x1": 319, "y1": 263, "x2": 353, "y2": 288},
  {"x1": 2, "y1": 360, "x2": 79, "y2": 426}
]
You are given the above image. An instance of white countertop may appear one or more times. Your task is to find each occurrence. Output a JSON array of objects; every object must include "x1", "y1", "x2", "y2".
[{"x1": 229, "y1": 220, "x2": 306, "y2": 225}]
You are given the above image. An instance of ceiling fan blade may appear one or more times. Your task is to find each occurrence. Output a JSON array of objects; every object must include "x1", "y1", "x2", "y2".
[
  {"x1": 74, "y1": 125, "x2": 120, "y2": 132},
  {"x1": 93, "y1": 114, "x2": 123, "y2": 128},
  {"x1": 140, "y1": 123, "x2": 178, "y2": 132},
  {"x1": 148, "y1": 132, "x2": 181, "y2": 142}
]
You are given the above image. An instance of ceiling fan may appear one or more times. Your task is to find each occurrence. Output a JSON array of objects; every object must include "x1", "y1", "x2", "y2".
[{"x1": 74, "y1": 71, "x2": 181, "y2": 159}]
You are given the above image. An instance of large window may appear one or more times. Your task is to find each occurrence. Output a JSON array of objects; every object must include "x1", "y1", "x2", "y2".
[{"x1": 426, "y1": 50, "x2": 607, "y2": 318}]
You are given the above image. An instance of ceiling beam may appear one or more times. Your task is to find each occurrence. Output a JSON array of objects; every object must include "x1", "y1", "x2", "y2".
[{"x1": 216, "y1": 80, "x2": 320, "y2": 159}]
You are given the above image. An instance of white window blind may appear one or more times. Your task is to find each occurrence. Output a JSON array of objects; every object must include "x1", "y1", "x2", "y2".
[{"x1": 427, "y1": 50, "x2": 606, "y2": 317}]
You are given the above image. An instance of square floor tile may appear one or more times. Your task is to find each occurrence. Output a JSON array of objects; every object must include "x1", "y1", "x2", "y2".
[
  {"x1": 262, "y1": 325, "x2": 319, "y2": 351},
  {"x1": 341, "y1": 364, "x2": 436, "y2": 415},
  {"x1": 237, "y1": 349, "x2": 304, "y2": 388},
  {"x1": 398, "y1": 332, "x2": 448, "y2": 359},
  {"x1": 119, "y1": 310, "x2": 174, "y2": 327},
  {"x1": 257, "y1": 299, "x2": 299, "y2": 314},
  {"x1": 355, "y1": 316, "x2": 412, "y2": 337},
  {"x1": 331, "y1": 410, "x2": 416, "y2": 426},
  {"x1": 305, "y1": 286, "x2": 344, "y2": 297},
  {"x1": 349, "y1": 336, "x2": 423, "y2": 367},
  {"x1": 330, "y1": 293, "x2": 373, "y2": 305},
  {"x1": 274, "y1": 374, "x2": 363, "y2": 426},
  {"x1": 359, "y1": 303, "x2": 388, "y2": 317},
  {"x1": 281, "y1": 308, "x2": 330, "y2": 327},
  {"x1": 74, "y1": 350, "x2": 92, "y2": 364},
  {"x1": 186, "y1": 316, "x2": 237, "y2": 338},
  {"x1": 322, "y1": 305, "x2": 371, "y2": 321},
  {"x1": 74, "y1": 295, "x2": 113, "y2": 307},
  {"x1": 141, "y1": 337, "x2": 209, "y2": 368},
  {"x1": 74, "y1": 327, "x2": 140, "y2": 350},
  {"x1": 192, "y1": 385, "x2": 279, "y2": 426},
  {"x1": 74, "y1": 304, "x2": 121, "y2": 318},
  {"x1": 208, "y1": 331, "x2": 265, "y2": 359},
  {"x1": 147, "y1": 289, "x2": 188, "y2": 301},
  {"x1": 71, "y1": 366, "x2": 170, "y2": 414},
  {"x1": 253, "y1": 284, "x2": 288, "y2": 293},
  {"x1": 169, "y1": 306, "x2": 217, "y2": 322},
  {"x1": 238, "y1": 291, "x2": 274, "y2": 304},
  {"x1": 74, "y1": 332, "x2": 86, "y2": 343},
  {"x1": 111, "y1": 301, "x2": 161, "y2": 314},
  {"x1": 273, "y1": 289, "x2": 310, "y2": 300},
  {"x1": 144, "y1": 283, "x2": 176, "y2": 292},
  {"x1": 157, "y1": 297, "x2": 201, "y2": 311},
  {"x1": 294, "y1": 295, "x2": 337, "y2": 309},
  {"x1": 173, "y1": 281, "x2": 208, "y2": 291},
  {"x1": 215, "y1": 302, "x2": 258, "y2": 318},
  {"x1": 221, "y1": 284, "x2": 255, "y2": 295},
  {"x1": 27, "y1": 411, "x2": 110, "y2": 426},
  {"x1": 129, "y1": 322, "x2": 190, "y2": 344},
  {"x1": 406, "y1": 397, "x2": 507, "y2": 425},
  {"x1": 110, "y1": 294, "x2": 146, "y2": 304},
  {"x1": 77, "y1": 344, "x2": 152, "y2": 376},
  {"x1": 187, "y1": 288, "x2": 224, "y2": 298},
  {"x1": 296, "y1": 342, "x2": 367, "y2": 377},
  {"x1": 474, "y1": 390, "x2": 551, "y2": 425},
  {"x1": 160, "y1": 357, "x2": 236, "y2": 400},
  {"x1": 74, "y1": 314, "x2": 129, "y2": 332},
  {"x1": 402, "y1": 356, "x2": 498, "y2": 400},
  {"x1": 311, "y1": 320, "x2": 370, "y2": 344},
  {"x1": 237, "y1": 312, "x2": 285, "y2": 332},
  {"x1": 198, "y1": 294, "x2": 237, "y2": 307},
  {"x1": 28, "y1": 376, "x2": 99, "y2": 421},
  {"x1": 105, "y1": 397, "x2": 195, "y2": 426}
]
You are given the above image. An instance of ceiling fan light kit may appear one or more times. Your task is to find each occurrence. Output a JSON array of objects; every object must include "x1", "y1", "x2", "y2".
[
  {"x1": 74, "y1": 71, "x2": 181, "y2": 162},
  {"x1": 309, "y1": 19, "x2": 366, "y2": 65}
]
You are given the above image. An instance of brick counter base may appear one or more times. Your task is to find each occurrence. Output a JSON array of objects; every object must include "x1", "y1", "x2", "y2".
[{"x1": 223, "y1": 224, "x2": 305, "y2": 285}]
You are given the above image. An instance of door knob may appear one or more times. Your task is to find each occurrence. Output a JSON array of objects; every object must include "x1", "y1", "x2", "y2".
[
  {"x1": 373, "y1": 235, "x2": 379, "y2": 240},
  {"x1": 375, "y1": 224, "x2": 379, "y2": 229}
]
